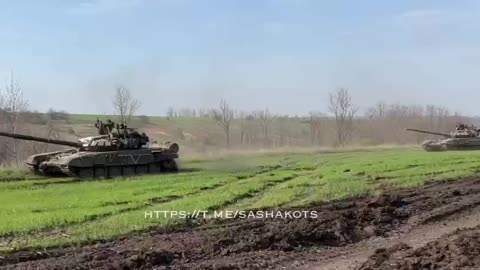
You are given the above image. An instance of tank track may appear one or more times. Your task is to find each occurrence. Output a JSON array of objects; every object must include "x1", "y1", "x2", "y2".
[
  {"x1": 55, "y1": 159, "x2": 178, "y2": 178},
  {"x1": 421, "y1": 140, "x2": 447, "y2": 152}
]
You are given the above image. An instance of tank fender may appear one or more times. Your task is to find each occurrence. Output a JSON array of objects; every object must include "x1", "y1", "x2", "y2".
[{"x1": 26, "y1": 151, "x2": 71, "y2": 166}]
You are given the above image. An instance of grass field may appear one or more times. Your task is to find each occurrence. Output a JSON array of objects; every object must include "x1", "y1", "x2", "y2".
[{"x1": 1, "y1": 148, "x2": 480, "y2": 251}]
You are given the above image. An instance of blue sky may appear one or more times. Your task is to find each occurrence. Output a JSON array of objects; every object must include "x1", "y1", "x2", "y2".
[{"x1": 0, "y1": 0, "x2": 479, "y2": 115}]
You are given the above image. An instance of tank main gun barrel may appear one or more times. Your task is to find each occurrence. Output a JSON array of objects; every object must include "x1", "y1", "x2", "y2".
[
  {"x1": 0, "y1": 132, "x2": 83, "y2": 148},
  {"x1": 405, "y1": 128, "x2": 450, "y2": 138}
]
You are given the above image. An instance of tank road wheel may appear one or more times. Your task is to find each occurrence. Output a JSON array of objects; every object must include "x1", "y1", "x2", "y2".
[
  {"x1": 136, "y1": 165, "x2": 149, "y2": 175},
  {"x1": 94, "y1": 167, "x2": 107, "y2": 178},
  {"x1": 421, "y1": 140, "x2": 446, "y2": 152},
  {"x1": 78, "y1": 168, "x2": 94, "y2": 179},
  {"x1": 29, "y1": 165, "x2": 43, "y2": 175},
  {"x1": 149, "y1": 163, "x2": 162, "y2": 174},
  {"x1": 109, "y1": 166, "x2": 122, "y2": 178},
  {"x1": 161, "y1": 160, "x2": 178, "y2": 172},
  {"x1": 122, "y1": 166, "x2": 136, "y2": 176},
  {"x1": 171, "y1": 160, "x2": 178, "y2": 172}
]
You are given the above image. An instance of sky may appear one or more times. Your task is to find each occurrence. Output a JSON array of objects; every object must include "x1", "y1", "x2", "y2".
[{"x1": 0, "y1": 0, "x2": 479, "y2": 116}]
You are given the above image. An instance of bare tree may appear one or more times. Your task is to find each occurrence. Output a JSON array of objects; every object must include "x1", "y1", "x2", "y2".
[
  {"x1": 257, "y1": 108, "x2": 272, "y2": 146},
  {"x1": 212, "y1": 99, "x2": 234, "y2": 146},
  {"x1": 1, "y1": 72, "x2": 29, "y2": 166},
  {"x1": 366, "y1": 101, "x2": 386, "y2": 120},
  {"x1": 0, "y1": 90, "x2": 3, "y2": 110},
  {"x1": 277, "y1": 116, "x2": 295, "y2": 147},
  {"x1": 166, "y1": 107, "x2": 175, "y2": 119},
  {"x1": 238, "y1": 111, "x2": 248, "y2": 144},
  {"x1": 328, "y1": 88, "x2": 357, "y2": 146},
  {"x1": 112, "y1": 86, "x2": 141, "y2": 125},
  {"x1": 308, "y1": 111, "x2": 325, "y2": 145},
  {"x1": 238, "y1": 113, "x2": 259, "y2": 145}
]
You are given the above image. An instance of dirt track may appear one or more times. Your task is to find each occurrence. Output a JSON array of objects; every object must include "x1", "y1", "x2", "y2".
[{"x1": 3, "y1": 177, "x2": 480, "y2": 270}]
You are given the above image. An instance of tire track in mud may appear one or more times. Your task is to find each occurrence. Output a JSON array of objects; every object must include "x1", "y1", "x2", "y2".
[
  {"x1": 308, "y1": 178, "x2": 480, "y2": 270},
  {"x1": 356, "y1": 206, "x2": 480, "y2": 270},
  {"x1": 215, "y1": 173, "x2": 311, "y2": 211},
  {"x1": 281, "y1": 178, "x2": 326, "y2": 207},
  {"x1": 310, "y1": 204, "x2": 480, "y2": 270},
  {"x1": 189, "y1": 163, "x2": 306, "y2": 213},
  {"x1": 204, "y1": 178, "x2": 290, "y2": 212},
  {"x1": 6, "y1": 176, "x2": 480, "y2": 270}
]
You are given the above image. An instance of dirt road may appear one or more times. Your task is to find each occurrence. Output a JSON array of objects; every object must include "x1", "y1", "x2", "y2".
[{"x1": 2, "y1": 177, "x2": 480, "y2": 270}]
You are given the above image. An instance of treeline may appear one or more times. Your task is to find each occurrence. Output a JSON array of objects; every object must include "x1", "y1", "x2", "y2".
[
  {"x1": 165, "y1": 89, "x2": 471, "y2": 149},
  {"x1": 360, "y1": 102, "x2": 467, "y2": 145},
  {"x1": 166, "y1": 107, "x2": 212, "y2": 119}
]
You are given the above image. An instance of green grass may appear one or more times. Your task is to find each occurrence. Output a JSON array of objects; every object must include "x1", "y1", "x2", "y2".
[
  {"x1": 0, "y1": 168, "x2": 36, "y2": 181},
  {"x1": 2, "y1": 148, "x2": 480, "y2": 250}
]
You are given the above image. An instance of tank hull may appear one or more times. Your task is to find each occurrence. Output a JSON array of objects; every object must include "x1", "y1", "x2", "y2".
[
  {"x1": 422, "y1": 138, "x2": 480, "y2": 152},
  {"x1": 27, "y1": 147, "x2": 179, "y2": 178}
]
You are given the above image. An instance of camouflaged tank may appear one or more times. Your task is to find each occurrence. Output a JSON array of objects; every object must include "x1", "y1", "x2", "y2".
[
  {"x1": 406, "y1": 124, "x2": 480, "y2": 151},
  {"x1": 0, "y1": 119, "x2": 179, "y2": 178}
]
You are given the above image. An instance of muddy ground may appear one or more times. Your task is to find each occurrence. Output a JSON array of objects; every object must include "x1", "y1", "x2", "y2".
[{"x1": 3, "y1": 177, "x2": 480, "y2": 270}]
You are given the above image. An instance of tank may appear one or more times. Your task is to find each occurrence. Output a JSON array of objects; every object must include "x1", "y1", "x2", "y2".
[
  {"x1": 0, "y1": 119, "x2": 179, "y2": 178},
  {"x1": 406, "y1": 123, "x2": 480, "y2": 151}
]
